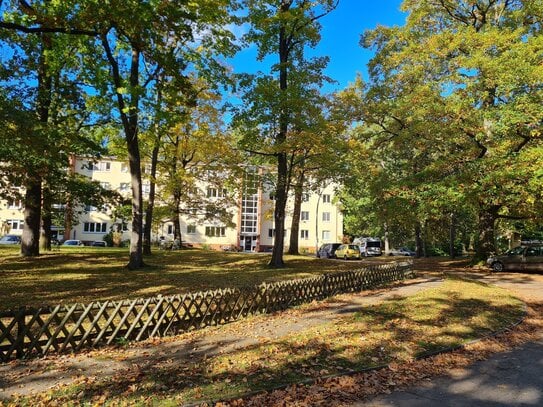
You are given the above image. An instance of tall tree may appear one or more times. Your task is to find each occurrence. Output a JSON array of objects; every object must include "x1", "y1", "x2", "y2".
[
  {"x1": 237, "y1": 0, "x2": 339, "y2": 267},
  {"x1": 1, "y1": 1, "x2": 238, "y2": 268},
  {"x1": 0, "y1": 2, "x2": 104, "y2": 256},
  {"x1": 358, "y1": 0, "x2": 543, "y2": 261}
]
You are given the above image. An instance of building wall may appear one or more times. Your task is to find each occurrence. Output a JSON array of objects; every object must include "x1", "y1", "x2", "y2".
[
  {"x1": 1, "y1": 158, "x2": 343, "y2": 252},
  {"x1": 259, "y1": 186, "x2": 343, "y2": 253}
]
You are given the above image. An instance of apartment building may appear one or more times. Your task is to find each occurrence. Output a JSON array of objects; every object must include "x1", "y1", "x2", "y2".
[{"x1": 0, "y1": 157, "x2": 343, "y2": 253}]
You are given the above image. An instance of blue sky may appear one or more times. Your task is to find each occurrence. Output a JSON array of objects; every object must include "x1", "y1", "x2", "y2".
[{"x1": 229, "y1": 0, "x2": 406, "y2": 93}]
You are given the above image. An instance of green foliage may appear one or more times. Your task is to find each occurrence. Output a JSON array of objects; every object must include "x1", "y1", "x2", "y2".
[{"x1": 345, "y1": 1, "x2": 543, "y2": 256}]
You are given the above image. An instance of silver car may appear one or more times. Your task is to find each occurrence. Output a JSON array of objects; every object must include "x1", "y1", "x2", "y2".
[{"x1": 487, "y1": 246, "x2": 543, "y2": 272}]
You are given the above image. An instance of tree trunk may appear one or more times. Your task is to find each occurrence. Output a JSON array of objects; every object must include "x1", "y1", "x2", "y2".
[
  {"x1": 102, "y1": 37, "x2": 145, "y2": 269},
  {"x1": 414, "y1": 222, "x2": 423, "y2": 258},
  {"x1": 449, "y1": 212, "x2": 456, "y2": 259},
  {"x1": 173, "y1": 191, "x2": 182, "y2": 242},
  {"x1": 269, "y1": 7, "x2": 290, "y2": 268},
  {"x1": 474, "y1": 205, "x2": 500, "y2": 263},
  {"x1": 21, "y1": 177, "x2": 41, "y2": 257},
  {"x1": 143, "y1": 81, "x2": 162, "y2": 256},
  {"x1": 270, "y1": 152, "x2": 288, "y2": 267},
  {"x1": 383, "y1": 222, "x2": 390, "y2": 254},
  {"x1": 143, "y1": 142, "x2": 160, "y2": 255},
  {"x1": 40, "y1": 183, "x2": 52, "y2": 251},
  {"x1": 21, "y1": 33, "x2": 53, "y2": 257},
  {"x1": 288, "y1": 171, "x2": 304, "y2": 255},
  {"x1": 127, "y1": 135, "x2": 145, "y2": 269}
]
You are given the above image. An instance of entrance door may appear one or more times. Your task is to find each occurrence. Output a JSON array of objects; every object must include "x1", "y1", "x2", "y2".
[{"x1": 244, "y1": 236, "x2": 252, "y2": 251}]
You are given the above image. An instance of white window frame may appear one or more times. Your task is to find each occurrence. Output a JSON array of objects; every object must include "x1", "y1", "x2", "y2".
[
  {"x1": 300, "y1": 229, "x2": 309, "y2": 240},
  {"x1": 322, "y1": 194, "x2": 331, "y2": 203},
  {"x1": 7, "y1": 219, "x2": 24, "y2": 230},
  {"x1": 322, "y1": 230, "x2": 331, "y2": 241},
  {"x1": 322, "y1": 212, "x2": 331, "y2": 222},
  {"x1": 84, "y1": 222, "x2": 108, "y2": 233},
  {"x1": 205, "y1": 226, "x2": 226, "y2": 237},
  {"x1": 301, "y1": 211, "x2": 309, "y2": 221}
]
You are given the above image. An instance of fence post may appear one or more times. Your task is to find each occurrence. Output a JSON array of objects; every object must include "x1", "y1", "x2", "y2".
[{"x1": 15, "y1": 307, "x2": 26, "y2": 359}]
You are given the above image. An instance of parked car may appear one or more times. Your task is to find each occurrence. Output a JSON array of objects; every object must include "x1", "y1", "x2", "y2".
[
  {"x1": 316, "y1": 243, "x2": 342, "y2": 259},
  {"x1": 487, "y1": 245, "x2": 543, "y2": 272},
  {"x1": 63, "y1": 239, "x2": 84, "y2": 246},
  {"x1": 335, "y1": 244, "x2": 361, "y2": 260},
  {"x1": 388, "y1": 247, "x2": 416, "y2": 256},
  {"x1": 0, "y1": 234, "x2": 21, "y2": 245},
  {"x1": 353, "y1": 237, "x2": 382, "y2": 256},
  {"x1": 91, "y1": 240, "x2": 107, "y2": 247}
]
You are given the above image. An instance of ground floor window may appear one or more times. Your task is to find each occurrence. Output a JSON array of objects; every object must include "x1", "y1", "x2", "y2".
[
  {"x1": 187, "y1": 224, "x2": 196, "y2": 234},
  {"x1": 300, "y1": 229, "x2": 309, "y2": 240},
  {"x1": 322, "y1": 230, "x2": 330, "y2": 241},
  {"x1": 7, "y1": 219, "x2": 24, "y2": 230},
  {"x1": 84, "y1": 222, "x2": 107, "y2": 233},
  {"x1": 205, "y1": 226, "x2": 225, "y2": 237}
]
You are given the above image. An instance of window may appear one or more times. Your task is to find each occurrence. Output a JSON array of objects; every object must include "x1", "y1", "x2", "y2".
[
  {"x1": 301, "y1": 230, "x2": 309, "y2": 240},
  {"x1": 143, "y1": 163, "x2": 152, "y2": 174},
  {"x1": 7, "y1": 219, "x2": 24, "y2": 230},
  {"x1": 99, "y1": 182, "x2": 110, "y2": 190},
  {"x1": 322, "y1": 212, "x2": 331, "y2": 222},
  {"x1": 187, "y1": 224, "x2": 196, "y2": 234},
  {"x1": 301, "y1": 211, "x2": 309, "y2": 221},
  {"x1": 268, "y1": 229, "x2": 286, "y2": 238},
  {"x1": 119, "y1": 182, "x2": 130, "y2": 191},
  {"x1": 90, "y1": 161, "x2": 111, "y2": 172},
  {"x1": 206, "y1": 187, "x2": 227, "y2": 198},
  {"x1": 322, "y1": 194, "x2": 331, "y2": 203},
  {"x1": 167, "y1": 224, "x2": 174, "y2": 235},
  {"x1": 7, "y1": 199, "x2": 22, "y2": 209},
  {"x1": 83, "y1": 222, "x2": 107, "y2": 233},
  {"x1": 142, "y1": 183, "x2": 151, "y2": 194},
  {"x1": 322, "y1": 230, "x2": 331, "y2": 241},
  {"x1": 302, "y1": 193, "x2": 309, "y2": 202},
  {"x1": 121, "y1": 163, "x2": 129, "y2": 173},
  {"x1": 84, "y1": 205, "x2": 97, "y2": 212},
  {"x1": 205, "y1": 226, "x2": 225, "y2": 237}
]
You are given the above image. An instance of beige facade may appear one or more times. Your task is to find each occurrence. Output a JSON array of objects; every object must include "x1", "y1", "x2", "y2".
[{"x1": 0, "y1": 158, "x2": 343, "y2": 252}]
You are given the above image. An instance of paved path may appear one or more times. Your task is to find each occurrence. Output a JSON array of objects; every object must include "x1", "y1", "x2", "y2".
[{"x1": 357, "y1": 271, "x2": 543, "y2": 407}]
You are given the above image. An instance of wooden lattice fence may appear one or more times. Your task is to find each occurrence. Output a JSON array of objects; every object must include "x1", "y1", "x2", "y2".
[{"x1": 0, "y1": 261, "x2": 413, "y2": 362}]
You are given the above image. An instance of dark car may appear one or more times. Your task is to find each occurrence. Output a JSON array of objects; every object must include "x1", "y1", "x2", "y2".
[
  {"x1": 0, "y1": 234, "x2": 21, "y2": 245},
  {"x1": 487, "y1": 245, "x2": 543, "y2": 272},
  {"x1": 316, "y1": 243, "x2": 342, "y2": 259},
  {"x1": 91, "y1": 240, "x2": 107, "y2": 247}
]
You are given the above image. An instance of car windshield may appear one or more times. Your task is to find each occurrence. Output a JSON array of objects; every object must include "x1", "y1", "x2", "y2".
[{"x1": 366, "y1": 241, "x2": 380, "y2": 248}]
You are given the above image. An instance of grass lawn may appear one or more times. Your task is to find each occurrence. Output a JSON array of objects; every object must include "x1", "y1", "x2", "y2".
[
  {"x1": 8, "y1": 277, "x2": 524, "y2": 406},
  {"x1": 0, "y1": 246, "x2": 388, "y2": 310}
]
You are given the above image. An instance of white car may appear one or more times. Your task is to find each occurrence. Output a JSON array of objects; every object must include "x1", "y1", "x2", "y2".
[
  {"x1": 63, "y1": 239, "x2": 84, "y2": 246},
  {"x1": 388, "y1": 247, "x2": 416, "y2": 256}
]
